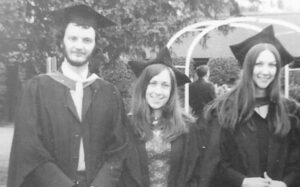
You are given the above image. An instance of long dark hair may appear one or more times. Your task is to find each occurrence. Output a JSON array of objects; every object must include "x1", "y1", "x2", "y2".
[
  {"x1": 130, "y1": 64, "x2": 194, "y2": 141},
  {"x1": 205, "y1": 43, "x2": 290, "y2": 136}
]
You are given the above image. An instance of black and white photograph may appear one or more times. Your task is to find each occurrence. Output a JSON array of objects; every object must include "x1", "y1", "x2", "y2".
[{"x1": 0, "y1": 0, "x2": 300, "y2": 187}]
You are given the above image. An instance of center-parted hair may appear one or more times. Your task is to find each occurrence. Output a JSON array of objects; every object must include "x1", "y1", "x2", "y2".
[
  {"x1": 130, "y1": 63, "x2": 193, "y2": 141},
  {"x1": 205, "y1": 43, "x2": 291, "y2": 136}
]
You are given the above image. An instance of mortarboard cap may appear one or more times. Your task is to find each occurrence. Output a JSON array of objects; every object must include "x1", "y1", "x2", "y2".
[
  {"x1": 52, "y1": 4, "x2": 115, "y2": 29},
  {"x1": 230, "y1": 25, "x2": 294, "y2": 67},
  {"x1": 128, "y1": 47, "x2": 191, "y2": 86}
]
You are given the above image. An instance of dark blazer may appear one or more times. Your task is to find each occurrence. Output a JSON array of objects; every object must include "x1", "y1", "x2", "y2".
[
  {"x1": 7, "y1": 73, "x2": 127, "y2": 187},
  {"x1": 118, "y1": 123, "x2": 211, "y2": 187},
  {"x1": 209, "y1": 99, "x2": 300, "y2": 187},
  {"x1": 189, "y1": 79, "x2": 215, "y2": 116}
]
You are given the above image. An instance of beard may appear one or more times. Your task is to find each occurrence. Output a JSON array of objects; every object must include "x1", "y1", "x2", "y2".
[
  {"x1": 64, "y1": 52, "x2": 90, "y2": 67},
  {"x1": 61, "y1": 43, "x2": 94, "y2": 67}
]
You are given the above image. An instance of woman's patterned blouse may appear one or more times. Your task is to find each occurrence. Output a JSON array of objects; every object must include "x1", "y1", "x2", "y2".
[{"x1": 146, "y1": 129, "x2": 171, "y2": 187}]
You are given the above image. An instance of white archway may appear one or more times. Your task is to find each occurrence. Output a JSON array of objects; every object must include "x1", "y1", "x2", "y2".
[{"x1": 167, "y1": 17, "x2": 300, "y2": 112}]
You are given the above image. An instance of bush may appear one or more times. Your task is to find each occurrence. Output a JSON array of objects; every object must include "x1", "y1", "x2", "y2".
[
  {"x1": 289, "y1": 84, "x2": 300, "y2": 103},
  {"x1": 208, "y1": 57, "x2": 240, "y2": 86},
  {"x1": 100, "y1": 61, "x2": 135, "y2": 112}
]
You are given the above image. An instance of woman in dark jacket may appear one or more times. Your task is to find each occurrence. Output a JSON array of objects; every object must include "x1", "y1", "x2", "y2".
[
  {"x1": 118, "y1": 47, "x2": 211, "y2": 187},
  {"x1": 205, "y1": 25, "x2": 300, "y2": 187}
]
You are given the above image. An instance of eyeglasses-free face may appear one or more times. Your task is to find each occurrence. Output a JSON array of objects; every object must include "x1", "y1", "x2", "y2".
[
  {"x1": 62, "y1": 23, "x2": 96, "y2": 67},
  {"x1": 146, "y1": 69, "x2": 172, "y2": 112},
  {"x1": 253, "y1": 49, "x2": 277, "y2": 96}
]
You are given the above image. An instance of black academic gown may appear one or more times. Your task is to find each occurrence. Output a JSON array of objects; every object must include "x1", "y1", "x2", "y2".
[
  {"x1": 7, "y1": 73, "x2": 127, "y2": 187},
  {"x1": 210, "y1": 99, "x2": 300, "y2": 187},
  {"x1": 117, "y1": 123, "x2": 211, "y2": 187}
]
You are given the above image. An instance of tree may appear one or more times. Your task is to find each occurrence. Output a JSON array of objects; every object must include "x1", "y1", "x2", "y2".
[
  {"x1": 2, "y1": 0, "x2": 243, "y2": 75},
  {"x1": 0, "y1": 0, "x2": 251, "y2": 119}
]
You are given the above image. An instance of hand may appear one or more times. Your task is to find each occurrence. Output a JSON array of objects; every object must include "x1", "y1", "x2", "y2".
[
  {"x1": 263, "y1": 172, "x2": 272, "y2": 184},
  {"x1": 242, "y1": 177, "x2": 270, "y2": 187},
  {"x1": 264, "y1": 172, "x2": 287, "y2": 187},
  {"x1": 269, "y1": 181, "x2": 287, "y2": 187}
]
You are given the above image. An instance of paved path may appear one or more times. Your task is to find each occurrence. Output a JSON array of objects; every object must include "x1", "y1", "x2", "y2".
[{"x1": 0, "y1": 123, "x2": 14, "y2": 187}]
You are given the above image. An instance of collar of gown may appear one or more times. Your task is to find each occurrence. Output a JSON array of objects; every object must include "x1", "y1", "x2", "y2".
[{"x1": 46, "y1": 61, "x2": 100, "y2": 90}]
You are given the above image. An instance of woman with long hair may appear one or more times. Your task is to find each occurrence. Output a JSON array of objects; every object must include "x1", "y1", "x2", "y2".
[
  {"x1": 205, "y1": 25, "x2": 300, "y2": 187},
  {"x1": 118, "y1": 47, "x2": 210, "y2": 187}
]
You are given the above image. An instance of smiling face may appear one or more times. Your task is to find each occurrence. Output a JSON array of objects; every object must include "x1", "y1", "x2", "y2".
[
  {"x1": 62, "y1": 23, "x2": 96, "y2": 67},
  {"x1": 145, "y1": 69, "x2": 172, "y2": 112},
  {"x1": 252, "y1": 49, "x2": 277, "y2": 96}
]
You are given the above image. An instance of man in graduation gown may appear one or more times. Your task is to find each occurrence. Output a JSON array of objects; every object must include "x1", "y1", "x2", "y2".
[{"x1": 7, "y1": 4, "x2": 127, "y2": 187}]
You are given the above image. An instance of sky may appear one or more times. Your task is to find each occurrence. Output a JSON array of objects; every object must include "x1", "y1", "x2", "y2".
[
  {"x1": 236, "y1": 0, "x2": 300, "y2": 13},
  {"x1": 171, "y1": 0, "x2": 300, "y2": 58}
]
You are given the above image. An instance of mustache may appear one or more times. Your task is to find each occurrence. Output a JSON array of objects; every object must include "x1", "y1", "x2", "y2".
[{"x1": 71, "y1": 51, "x2": 86, "y2": 55}]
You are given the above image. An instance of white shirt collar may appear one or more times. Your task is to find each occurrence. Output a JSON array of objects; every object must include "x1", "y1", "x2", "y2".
[{"x1": 61, "y1": 59, "x2": 89, "y2": 82}]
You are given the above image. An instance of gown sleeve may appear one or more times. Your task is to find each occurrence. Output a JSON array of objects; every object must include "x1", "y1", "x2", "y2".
[
  {"x1": 7, "y1": 78, "x2": 74, "y2": 187},
  {"x1": 218, "y1": 127, "x2": 246, "y2": 187},
  {"x1": 282, "y1": 100, "x2": 300, "y2": 186},
  {"x1": 197, "y1": 118, "x2": 223, "y2": 187},
  {"x1": 90, "y1": 86, "x2": 127, "y2": 187}
]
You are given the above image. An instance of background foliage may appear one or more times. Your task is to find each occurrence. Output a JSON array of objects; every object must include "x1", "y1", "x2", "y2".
[
  {"x1": 0, "y1": 0, "x2": 252, "y2": 120},
  {"x1": 208, "y1": 57, "x2": 240, "y2": 86}
]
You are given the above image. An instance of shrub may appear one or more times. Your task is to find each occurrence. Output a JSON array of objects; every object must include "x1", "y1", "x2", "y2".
[
  {"x1": 208, "y1": 57, "x2": 240, "y2": 86},
  {"x1": 289, "y1": 84, "x2": 300, "y2": 103}
]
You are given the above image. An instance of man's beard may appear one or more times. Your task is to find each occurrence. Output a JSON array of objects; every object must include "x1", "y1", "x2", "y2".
[
  {"x1": 64, "y1": 52, "x2": 90, "y2": 67},
  {"x1": 62, "y1": 44, "x2": 93, "y2": 67}
]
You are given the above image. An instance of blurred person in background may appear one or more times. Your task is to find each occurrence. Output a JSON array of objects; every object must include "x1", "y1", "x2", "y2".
[{"x1": 189, "y1": 65, "x2": 216, "y2": 118}]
